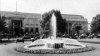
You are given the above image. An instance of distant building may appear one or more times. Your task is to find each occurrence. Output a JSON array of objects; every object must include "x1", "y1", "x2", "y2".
[
  {"x1": 0, "y1": 11, "x2": 88, "y2": 35},
  {"x1": 0, "y1": 11, "x2": 41, "y2": 35},
  {"x1": 62, "y1": 14, "x2": 88, "y2": 34}
]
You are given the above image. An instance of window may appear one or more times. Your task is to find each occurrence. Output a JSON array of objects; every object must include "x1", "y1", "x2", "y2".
[
  {"x1": 35, "y1": 28, "x2": 39, "y2": 33},
  {"x1": 36, "y1": 24, "x2": 38, "y2": 26},
  {"x1": 31, "y1": 28, "x2": 34, "y2": 33},
  {"x1": 26, "y1": 24, "x2": 29, "y2": 25},
  {"x1": 25, "y1": 28, "x2": 29, "y2": 33}
]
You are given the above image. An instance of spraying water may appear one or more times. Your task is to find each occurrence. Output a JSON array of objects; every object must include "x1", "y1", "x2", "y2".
[{"x1": 50, "y1": 13, "x2": 57, "y2": 39}]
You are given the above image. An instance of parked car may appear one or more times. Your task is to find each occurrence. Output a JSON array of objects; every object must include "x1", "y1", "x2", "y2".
[
  {"x1": 0, "y1": 39, "x2": 2, "y2": 43},
  {"x1": 22, "y1": 36, "x2": 31, "y2": 41},
  {"x1": 96, "y1": 34, "x2": 100, "y2": 38},
  {"x1": 16, "y1": 38, "x2": 24, "y2": 43},
  {"x1": 79, "y1": 34, "x2": 87, "y2": 39},
  {"x1": 70, "y1": 34, "x2": 77, "y2": 39},
  {"x1": 88, "y1": 34, "x2": 97, "y2": 38},
  {"x1": 31, "y1": 37, "x2": 38, "y2": 42},
  {"x1": 62, "y1": 34, "x2": 70, "y2": 38}
]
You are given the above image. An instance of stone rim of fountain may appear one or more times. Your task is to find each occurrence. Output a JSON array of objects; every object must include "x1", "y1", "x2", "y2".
[{"x1": 15, "y1": 45, "x2": 95, "y2": 54}]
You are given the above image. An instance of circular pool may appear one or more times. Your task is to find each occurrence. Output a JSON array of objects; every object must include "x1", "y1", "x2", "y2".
[{"x1": 15, "y1": 38, "x2": 95, "y2": 54}]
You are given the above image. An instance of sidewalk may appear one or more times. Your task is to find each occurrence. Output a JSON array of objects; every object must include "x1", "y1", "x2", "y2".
[{"x1": 77, "y1": 38, "x2": 100, "y2": 44}]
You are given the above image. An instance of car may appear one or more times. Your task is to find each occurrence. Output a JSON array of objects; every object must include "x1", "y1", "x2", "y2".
[
  {"x1": 31, "y1": 38, "x2": 38, "y2": 42},
  {"x1": 88, "y1": 34, "x2": 97, "y2": 38},
  {"x1": 0, "y1": 39, "x2": 2, "y2": 43},
  {"x1": 16, "y1": 38, "x2": 24, "y2": 43},
  {"x1": 22, "y1": 36, "x2": 31, "y2": 41},
  {"x1": 79, "y1": 34, "x2": 87, "y2": 39},
  {"x1": 96, "y1": 34, "x2": 100, "y2": 38}
]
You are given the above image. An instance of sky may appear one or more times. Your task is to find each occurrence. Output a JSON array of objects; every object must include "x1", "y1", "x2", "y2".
[{"x1": 1, "y1": 0, "x2": 100, "y2": 23}]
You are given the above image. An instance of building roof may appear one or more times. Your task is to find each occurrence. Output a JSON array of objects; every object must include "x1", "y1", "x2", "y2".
[
  {"x1": 0, "y1": 11, "x2": 87, "y2": 22},
  {"x1": 0, "y1": 11, "x2": 41, "y2": 19},
  {"x1": 61, "y1": 14, "x2": 87, "y2": 21}
]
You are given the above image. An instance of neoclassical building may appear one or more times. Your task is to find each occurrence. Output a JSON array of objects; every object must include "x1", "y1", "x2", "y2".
[
  {"x1": 62, "y1": 14, "x2": 88, "y2": 34},
  {"x1": 0, "y1": 11, "x2": 88, "y2": 35}
]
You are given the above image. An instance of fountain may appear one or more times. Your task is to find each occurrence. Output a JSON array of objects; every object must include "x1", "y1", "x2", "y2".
[
  {"x1": 15, "y1": 12, "x2": 95, "y2": 54},
  {"x1": 50, "y1": 13, "x2": 56, "y2": 39},
  {"x1": 24, "y1": 13, "x2": 85, "y2": 50}
]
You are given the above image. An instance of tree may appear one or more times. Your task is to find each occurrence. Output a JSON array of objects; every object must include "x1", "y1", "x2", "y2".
[
  {"x1": 0, "y1": 15, "x2": 6, "y2": 33},
  {"x1": 40, "y1": 10, "x2": 52, "y2": 36},
  {"x1": 40, "y1": 9, "x2": 67, "y2": 36},
  {"x1": 55, "y1": 10, "x2": 66, "y2": 34},
  {"x1": 91, "y1": 14, "x2": 100, "y2": 33}
]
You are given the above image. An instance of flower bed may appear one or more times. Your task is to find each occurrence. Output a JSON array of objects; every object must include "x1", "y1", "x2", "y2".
[{"x1": 14, "y1": 46, "x2": 95, "y2": 54}]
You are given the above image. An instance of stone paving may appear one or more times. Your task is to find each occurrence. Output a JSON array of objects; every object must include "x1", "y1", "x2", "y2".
[{"x1": 0, "y1": 39, "x2": 100, "y2": 56}]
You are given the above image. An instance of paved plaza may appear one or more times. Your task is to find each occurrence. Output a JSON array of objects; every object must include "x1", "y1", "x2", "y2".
[{"x1": 0, "y1": 39, "x2": 100, "y2": 56}]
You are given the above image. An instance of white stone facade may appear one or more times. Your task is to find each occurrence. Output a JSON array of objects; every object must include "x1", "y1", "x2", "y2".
[{"x1": 0, "y1": 11, "x2": 88, "y2": 34}]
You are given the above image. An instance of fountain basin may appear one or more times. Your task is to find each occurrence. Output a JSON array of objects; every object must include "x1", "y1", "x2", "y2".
[
  {"x1": 15, "y1": 38, "x2": 95, "y2": 54},
  {"x1": 24, "y1": 38, "x2": 86, "y2": 50}
]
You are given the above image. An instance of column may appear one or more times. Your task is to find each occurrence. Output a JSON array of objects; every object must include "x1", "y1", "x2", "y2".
[{"x1": 68, "y1": 23, "x2": 69, "y2": 36}]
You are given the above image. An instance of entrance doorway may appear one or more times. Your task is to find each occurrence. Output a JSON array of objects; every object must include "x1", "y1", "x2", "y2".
[
  {"x1": 35, "y1": 28, "x2": 39, "y2": 33},
  {"x1": 11, "y1": 20, "x2": 22, "y2": 36}
]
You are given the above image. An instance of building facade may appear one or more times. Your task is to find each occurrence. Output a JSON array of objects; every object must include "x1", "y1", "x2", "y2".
[
  {"x1": 62, "y1": 14, "x2": 88, "y2": 34},
  {"x1": 0, "y1": 11, "x2": 88, "y2": 35},
  {"x1": 0, "y1": 11, "x2": 42, "y2": 35}
]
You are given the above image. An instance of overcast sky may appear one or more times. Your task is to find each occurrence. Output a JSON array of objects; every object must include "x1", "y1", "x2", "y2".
[{"x1": 1, "y1": 0, "x2": 100, "y2": 23}]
